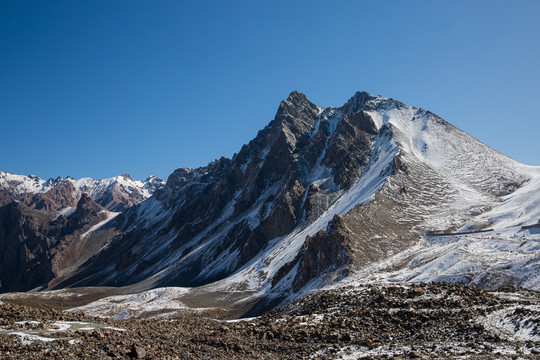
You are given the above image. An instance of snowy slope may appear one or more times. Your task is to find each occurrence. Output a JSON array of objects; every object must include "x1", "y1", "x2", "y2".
[
  {"x1": 345, "y1": 166, "x2": 540, "y2": 290},
  {"x1": 345, "y1": 225, "x2": 540, "y2": 290},
  {"x1": 327, "y1": 96, "x2": 540, "y2": 293},
  {"x1": 461, "y1": 166, "x2": 540, "y2": 231},
  {"x1": 0, "y1": 171, "x2": 56, "y2": 195},
  {"x1": 68, "y1": 287, "x2": 192, "y2": 319}
]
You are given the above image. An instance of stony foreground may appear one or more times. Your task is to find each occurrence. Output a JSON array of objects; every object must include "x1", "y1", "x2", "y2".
[{"x1": 1, "y1": 283, "x2": 539, "y2": 359}]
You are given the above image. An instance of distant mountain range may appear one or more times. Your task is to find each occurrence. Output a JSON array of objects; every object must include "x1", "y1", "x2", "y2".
[
  {"x1": 1, "y1": 91, "x2": 538, "y2": 317},
  {"x1": 0, "y1": 172, "x2": 164, "y2": 292},
  {"x1": 0, "y1": 172, "x2": 164, "y2": 211}
]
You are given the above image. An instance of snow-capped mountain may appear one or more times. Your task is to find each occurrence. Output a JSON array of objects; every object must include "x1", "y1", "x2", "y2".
[
  {"x1": 0, "y1": 172, "x2": 165, "y2": 211},
  {"x1": 32, "y1": 91, "x2": 536, "y2": 316},
  {"x1": 2, "y1": 91, "x2": 538, "y2": 318}
]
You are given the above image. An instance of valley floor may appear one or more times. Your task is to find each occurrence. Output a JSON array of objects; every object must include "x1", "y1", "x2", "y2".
[{"x1": 1, "y1": 282, "x2": 539, "y2": 359}]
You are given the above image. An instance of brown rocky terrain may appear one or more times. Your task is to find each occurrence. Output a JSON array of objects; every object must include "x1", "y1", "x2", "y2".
[
  {"x1": 0, "y1": 282, "x2": 539, "y2": 359},
  {"x1": 22, "y1": 181, "x2": 79, "y2": 213}
]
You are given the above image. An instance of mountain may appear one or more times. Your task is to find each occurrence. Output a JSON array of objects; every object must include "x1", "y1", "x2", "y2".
[
  {"x1": 0, "y1": 173, "x2": 164, "y2": 292},
  {"x1": 0, "y1": 172, "x2": 164, "y2": 212},
  {"x1": 1, "y1": 91, "x2": 539, "y2": 318}
]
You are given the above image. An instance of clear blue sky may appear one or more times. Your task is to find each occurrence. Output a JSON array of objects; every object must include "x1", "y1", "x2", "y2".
[{"x1": 1, "y1": 1, "x2": 539, "y2": 181}]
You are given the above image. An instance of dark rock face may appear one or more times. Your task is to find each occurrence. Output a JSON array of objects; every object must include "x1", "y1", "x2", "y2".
[
  {"x1": 22, "y1": 181, "x2": 79, "y2": 212},
  {"x1": 321, "y1": 111, "x2": 377, "y2": 189},
  {"x1": 0, "y1": 202, "x2": 55, "y2": 292},
  {"x1": 273, "y1": 215, "x2": 352, "y2": 292},
  {"x1": 0, "y1": 195, "x2": 110, "y2": 293}
]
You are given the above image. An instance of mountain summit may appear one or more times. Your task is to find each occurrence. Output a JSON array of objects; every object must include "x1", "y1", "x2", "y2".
[{"x1": 1, "y1": 91, "x2": 539, "y2": 317}]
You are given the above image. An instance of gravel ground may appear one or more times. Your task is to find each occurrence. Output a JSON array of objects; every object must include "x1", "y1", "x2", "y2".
[{"x1": 1, "y1": 282, "x2": 539, "y2": 359}]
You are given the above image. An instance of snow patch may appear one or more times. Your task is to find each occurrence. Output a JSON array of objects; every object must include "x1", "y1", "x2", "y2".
[
  {"x1": 69, "y1": 287, "x2": 192, "y2": 319},
  {"x1": 80, "y1": 211, "x2": 120, "y2": 239}
]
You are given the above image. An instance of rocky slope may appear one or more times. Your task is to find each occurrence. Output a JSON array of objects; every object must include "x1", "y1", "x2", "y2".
[{"x1": 1, "y1": 283, "x2": 539, "y2": 359}]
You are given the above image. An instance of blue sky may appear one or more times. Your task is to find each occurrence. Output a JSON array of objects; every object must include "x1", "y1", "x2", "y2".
[{"x1": 1, "y1": 1, "x2": 539, "y2": 181}]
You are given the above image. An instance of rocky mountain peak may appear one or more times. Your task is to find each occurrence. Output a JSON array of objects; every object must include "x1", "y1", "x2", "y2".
[
  {"x1": 0, "y1": 171, "x2": 164, "y2": 213},
  {"x1": 144, "y1": 175, "x2": 159, "y2": 182},
  {"x1": 23, "y1": 180, "x2": 78, "y2": 212},
  {"x1": 70, "y1": 193, "x2": 105, "y2": 223},
  {"x1": 76, "y1": 193, "x2": 100, "y2": 211},
  {"x1": 166, "y1": 168, "x2": 195, "y2": 189},
  {"x1": 340, "y1": 91, "x2": 378, "y2": 113},
  {"x1": 269, "y1": 91, "x2": 321, "y2": 154},
  {"x1": 275, "y1": 91, "x2": 319, "y2": 126},
  {"x1": 286, "y1": 90, "x2": 309, "y2": 104}
]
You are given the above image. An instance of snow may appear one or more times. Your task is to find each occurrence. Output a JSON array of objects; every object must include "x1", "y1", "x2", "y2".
[
  {"x1": 69, "y1": 287, "x2": 192, "y2": 319},
  {"x1": 79, "y1": 211, "x2": 120, "y2": 239},
  {"x1": 328, "y1": 344, "x2": 415, "y2": 359},
  {"x1": 5, "y1": 332, "x2": 60, "y2": 345},
  {"x1": 0, "y1": 171, "x2": 54, "y2": 194},
  {"x1": 0, "y1": 170, "x2": 163, "y2": 209},
  {"x1": 481, "y1": 304, "x2": 540, "y2": 342},
  {"x1": 15, "y1": 321, "x2": 41, "y2": 326},
  {"x1": 0, "y1": 320, "x2": 123, "y2": 345},
  {"x1": 462, "y1": 166, "x2": 540, "y2": 231},
  {"x1": 340, "y1": 150, "x2": 540, "y2": 292},
  {"x1": 344, "y1": 226, "x2": 540, "y2": 291},
  {"x1": 69, "y1": 175, "x2": 156, "y2": 200},
  {"x1": 57, "y1": 206, "x2": 77, "y2": 218}
]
